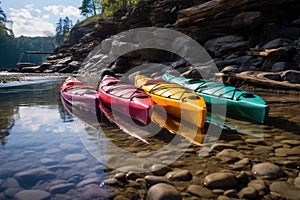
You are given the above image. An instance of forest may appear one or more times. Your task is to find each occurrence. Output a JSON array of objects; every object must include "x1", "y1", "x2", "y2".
[
  {"x1": 0, "y1": 2, "x2": 58, "y2": 69},
  {"x1": 0, "y1": 0, "x2": 139, "y2": 69}
]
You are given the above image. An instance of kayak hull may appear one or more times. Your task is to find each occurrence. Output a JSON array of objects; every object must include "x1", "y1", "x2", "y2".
[
  {"x1": 162, "y1": 74, "x2": 268, "y2": 124},
  {"x1": 134, "y1": 74, "x2": 207, "y2": 129},
  {"x1": 60, "y1": 76, "x2": 101, "y2": 119},
  {"x1": 98, "y1": 75, "x2": 153, "y2": 126}
]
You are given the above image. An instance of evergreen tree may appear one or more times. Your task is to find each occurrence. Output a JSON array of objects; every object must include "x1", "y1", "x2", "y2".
[
  {"x1": 55, "y1": 17, "x2": 73, "y2": 44},
  {"x1": 79, "y1": 0, "x2": 97, "y2": 17},
  {"x1": 0, "y1": 1, "x2": 6, "y2": 23}
]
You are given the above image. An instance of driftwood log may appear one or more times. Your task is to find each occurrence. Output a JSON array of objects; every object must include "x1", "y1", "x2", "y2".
[
  {"x1": 220, "y1": 71, "x2": 300, "y2": 91},
  {"x1": 176, "y1": 0, "x2": 300, "y2": 27}
]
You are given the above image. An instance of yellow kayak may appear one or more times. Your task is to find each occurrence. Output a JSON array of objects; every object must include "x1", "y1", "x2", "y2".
[
  {"x1": 151, "y1": 105, "x2": 205, "y2": 146},
  {"x1": 134, "y1": 74, "x2": 207, "y2": 129}
]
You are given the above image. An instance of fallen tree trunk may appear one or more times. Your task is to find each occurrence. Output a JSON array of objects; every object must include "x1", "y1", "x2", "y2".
[
  {"x1": 220, "y1": 72, "x2": 300, "y2": 91},
  {"x1": 176, "y1": 0, "x2": 299, "y2": 27}
]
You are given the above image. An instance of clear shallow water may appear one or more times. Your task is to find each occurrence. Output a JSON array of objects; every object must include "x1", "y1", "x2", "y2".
[
  {"x1": 0, "y1": 80, "x2": 109, "y2": 199},
  {"x1": 0, "y1": 79, "x2": 300, "y2": 199}
]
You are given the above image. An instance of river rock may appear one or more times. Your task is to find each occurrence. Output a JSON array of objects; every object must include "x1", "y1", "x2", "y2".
[
  {"x1": 150, "y1": 164, "x2": 172, "y2": 176},
  {"x1": 281, "y1": 70, "x2": 300, "y2": 83},
  {"x1": 280, "y1": 140, "x2": 300, "y2": 146},
  {"x1": 49, "y1": 183, "x2": 75, "y2": 194},
  {"x1": 2, "y1": 177, "x2": 20, "y2": 188},
  {"x1": 231, "y1": 12, "x2": 263, "y2": 33},
  {"x1": 101, "y1": 178, "x2": 119, "y2": 186},
  {"x1": 111, "y1": 41, "x2": 138, "y2": 57},
  {"x1": 0, "y1": 169, "x2": 17, "y2": 180},
  {"x1": 238, "y1": 186, "x2": 258, "y2": 199},
  {"x1": 261, "y1": 73, "x2": 282, "y2": 81},
  {"x1": 272, "y1": 62, "x2": 288, "y2": 72},
  {"x1": 270, "y1": 181, "x2": 300, "y2": 200},
  {"x1": 252, "y1": 162, "x2": 284, "y2": 179},
  {"x1": 230, "y1": 158, "x2": 251, "y2": 170},
  {"x1": 204, "y1": 35, "x2": 244, "y2": 56},
  {"x1": 63, "y1": 154, "x2": 87, "y2": 162},
  {"x1": 77, "y1": 177, "x2": 100, "y2": 188},
  {"x1": 165, "y1": 170, "x2": 192, "y2": 181},
  {"x1": 4, "y1": 188, "x2": 22, "y2": 199},
  {"x1": 113, "y1": 173, "x2": 127, "y2": 183},
  {"x1": 126, "y1": 171, "x2": 142, "y2": 181},
  {"x1": 217, "y1": 195, "x2": 231, "y2": 200},
  {"x1": 275, "y1": 147, "x2": 300, "y2": 156},
  {"x1": 223, "y1": 189, "x2": 237, "y2": 197},
  {"x1": 181, "y1": 65, "x2": 217, "y2": 79},
  {"x1": 40, "y1": 158, "x2": 57, "y2": 166},
  {"x1": 187, "y1": 184, "x2": 215, "y2": 198},
  {"x1": 294, "y1": 176, "x2": 300, "y2": 188},
  {"x1": 81, "y1": 184, "x2": 109, "y2": 200},
  {"x1": 219, "y1": 41, "x2": 249, "y2": 54},
  {"x1": 145, "y1": 175, "x2": 171, "y2": 187},
  {"x1": 14, "y1": 168, "x2": 55, "y2": 187},
  {"x1": 262, "y1": 38, "x2": 292, "y2": 49},
  {"x1": 211, "y1": 143, "x2": 237, "y2": 151},
  {"x1": 253, "y1": 146, "x2": 274, "y2": 155},
  {"x1": 245, "y1": 138, "x2": 266, "y2": 145},
  {"x1": 147, "y1": 183, "x2": 181, "y2": 200},
  {"x1": 204, "y1": 173, "x2": 237, "y2": 189},
  {"x1": 15, "y1": 190, "x2": 50, "y2": 200},
  {"x1": 216, "y1": 149, "x2": 244, "y2": 163},
  {"x1": 248, "y1": 179, "x2": 267, "y2": 194}
]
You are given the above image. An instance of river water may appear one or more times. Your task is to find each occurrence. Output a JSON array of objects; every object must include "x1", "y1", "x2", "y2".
[{"x1": 0, "y1": 78, "x2": 299, "y2": 199}]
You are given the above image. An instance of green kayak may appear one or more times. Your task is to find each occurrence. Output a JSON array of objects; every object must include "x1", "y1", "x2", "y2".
[{"x1": 162, "y1": 74, "x2": 268, "y2": 124}]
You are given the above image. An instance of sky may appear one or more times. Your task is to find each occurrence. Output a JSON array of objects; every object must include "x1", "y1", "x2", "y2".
[{"x1": 1, "y1": 0, "x2": 84, "y2": 37}]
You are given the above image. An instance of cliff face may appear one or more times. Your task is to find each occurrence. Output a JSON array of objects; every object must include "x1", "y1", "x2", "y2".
[{"x1": 42, "y1": 0, "x2": 300, "y2": 89}]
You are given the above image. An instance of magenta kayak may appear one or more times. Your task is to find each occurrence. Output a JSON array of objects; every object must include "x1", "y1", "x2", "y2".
[
  {"x1": 98, "y1": 75, "x2": 153, "y2": 125},
  {"x1": 60, "y1": 77, "x2": 101, "y2": 117}
]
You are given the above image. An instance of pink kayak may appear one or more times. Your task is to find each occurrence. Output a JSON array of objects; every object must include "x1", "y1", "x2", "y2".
[
  {"x1": 98, "y1": 75, "x2": 153, "y2": 125},
  {"x1": 60, "y1": 77, "x2": 101, "y2": 118}
]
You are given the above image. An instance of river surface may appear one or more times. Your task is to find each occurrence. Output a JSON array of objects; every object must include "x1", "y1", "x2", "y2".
[{"x1": 0, "y1": 78, "x2": 299, "y2": 199}]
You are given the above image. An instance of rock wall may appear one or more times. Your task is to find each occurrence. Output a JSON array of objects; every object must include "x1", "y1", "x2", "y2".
[{"x1": 38, "y1": 0, "x2": 300, "y2": 89}]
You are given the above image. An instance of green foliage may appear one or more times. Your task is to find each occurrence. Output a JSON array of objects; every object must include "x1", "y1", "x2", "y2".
[
  {"x1": 0, "y1": 25, "x2": 17, "y2": 68},
  {"x1": 16, "y1": 36, "x2": 56, "y2": 66},
  {"x1": 102, "y1": 0, "x2": 139, "y2": 15},
  {"x1": 79, "y1": 0, "x2": 139, "y2": 16},
  {"x1": 0, "y1": 25, "x2": 56, "y2": 68},
  {"x1": 79, "y1": 0, "x2": 97, "y2": 17},
  {"x1": 55, "y1": 17, "x2": 73, "y2": 44},
  {"x1": 0, "y1": 1, "x2": 6, "y2": 23},
  {"x1": 0, "y1": 3, "x2": 57, "y2": 68}
]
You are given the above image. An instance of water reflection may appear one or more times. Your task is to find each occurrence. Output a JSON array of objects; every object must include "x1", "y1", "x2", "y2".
[
  {"x1": 0, "y1": 79, "x2": 69, "y2": 146},
  {"x1": 0, "y1": 79, "x2": 108, "y2": 199}
]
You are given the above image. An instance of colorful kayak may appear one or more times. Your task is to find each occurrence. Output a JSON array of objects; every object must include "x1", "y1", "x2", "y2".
[
  {"x1": 60, "y1": 77, "x2": 101, "y2": 118},
  {"x1": 162, "y1": 74, "x2": 268, "y2": 124},
  {"x1": 134, "y1": 74, "x2": 207, "y2": 129},
  {"x1": 98, "y1": 75, "x2": 153, "y2": 126},
  {"x1": 151, "y1": 105, "x2": 204, "y2": 146},
  {"x1": 61, "y1": 95, "x2": 101, "y2": 128}
]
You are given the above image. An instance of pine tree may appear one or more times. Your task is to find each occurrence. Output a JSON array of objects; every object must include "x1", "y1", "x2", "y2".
[
  {"x1": 0, "y1": 1, "x2": 6, "y2": 23},
  {"x1": 55, "y1": 17, "x2": 73, "y2": 44},
  {"x1": 79, "y1": 0, "x2": 97, "y2": 17}
]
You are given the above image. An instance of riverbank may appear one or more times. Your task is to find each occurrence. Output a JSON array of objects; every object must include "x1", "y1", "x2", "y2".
[{"x1": 0, "y1": 72, "x2": 70, "y2": 84}]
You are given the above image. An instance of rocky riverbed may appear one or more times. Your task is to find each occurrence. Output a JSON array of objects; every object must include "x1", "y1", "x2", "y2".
[
  {"x1": 96, "y1": 113, "x2": 300, "y2": 200},
  {"x1": 1, "y1": 92, "x2": 299, "y2": 200}
]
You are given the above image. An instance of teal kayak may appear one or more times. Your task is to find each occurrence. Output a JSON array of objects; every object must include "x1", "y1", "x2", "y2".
[{"x1": 162, "y1": 74, "x2": 268, "y2": 124}]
